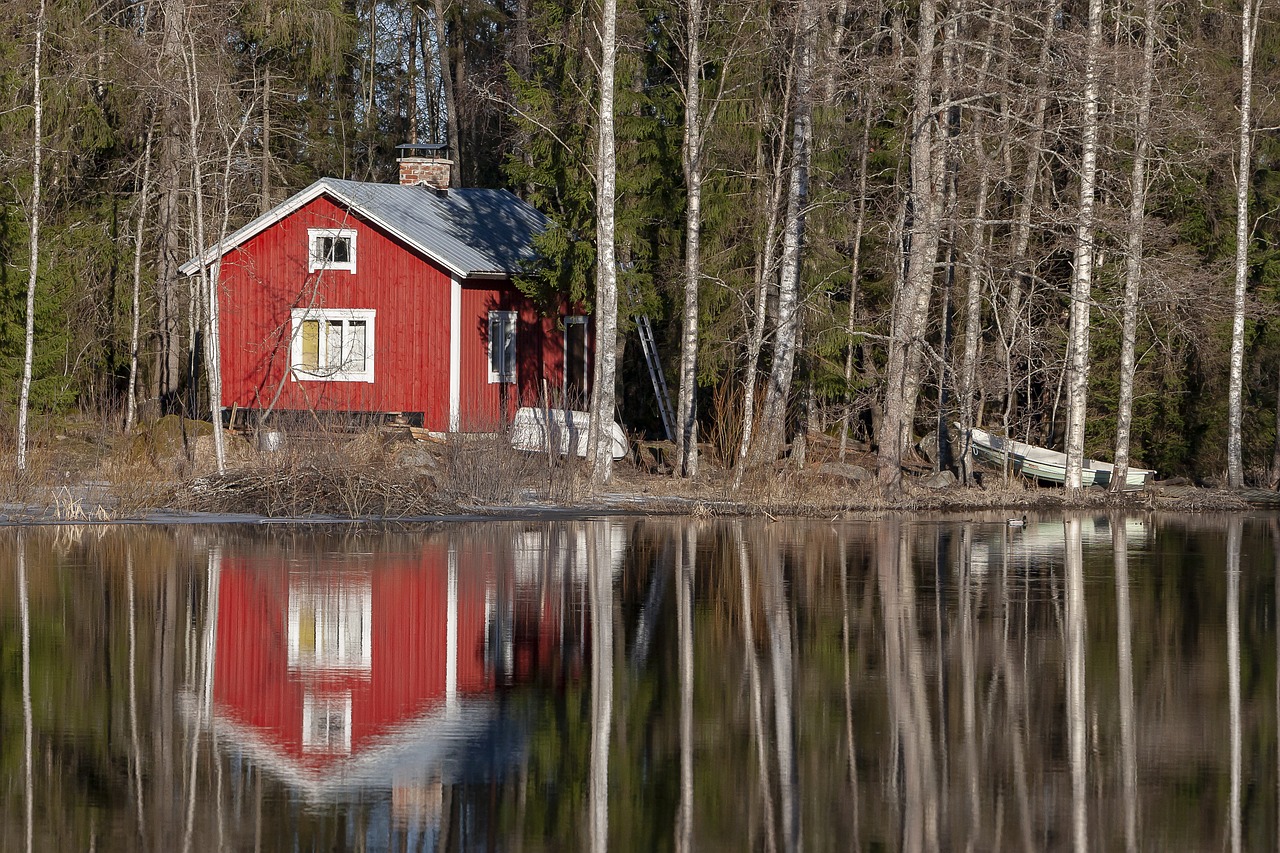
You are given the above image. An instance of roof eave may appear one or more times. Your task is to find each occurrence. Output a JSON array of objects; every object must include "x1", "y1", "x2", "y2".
[{"x1": 178, "y1": 179, "x2": 533, "y2": 281}]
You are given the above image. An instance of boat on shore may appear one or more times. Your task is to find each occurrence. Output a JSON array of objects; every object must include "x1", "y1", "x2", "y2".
[
  {"x1": 510, "y1": 407, "x2": 628, "y2": 460},
  {"x1": 967, "y1": 425, "x2": 1155, "y2": 491}
]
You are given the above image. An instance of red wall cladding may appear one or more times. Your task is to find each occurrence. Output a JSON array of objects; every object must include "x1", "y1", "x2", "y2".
[{"x1": 216, "y1": 192, "x2": 578, "y2": 432}]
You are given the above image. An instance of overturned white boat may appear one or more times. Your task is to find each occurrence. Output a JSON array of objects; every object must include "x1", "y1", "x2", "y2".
[
  {"x1": 967, "y1": 425, "x2": 1154, "y2": 491},
  {"x1": 510, "y1": 407, "x2": 628, "y2": 460}
]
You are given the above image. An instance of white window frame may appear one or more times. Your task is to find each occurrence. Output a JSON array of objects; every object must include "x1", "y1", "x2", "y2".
[
  {"x1": 290, "y1": 307, "x2": 376, "y2": 383},
  {"x1": 287, "y1": 577, "x2": 373, "y2": 672},
  {"x1": 308, "y1": 227, "x2": 358, "y2": 274},
  {"x1": 488, "y1": 310, "x2": 518, "y2": 384},
  {"x1": 301, "y1": 691, "x2": 353, "y2": 754}
]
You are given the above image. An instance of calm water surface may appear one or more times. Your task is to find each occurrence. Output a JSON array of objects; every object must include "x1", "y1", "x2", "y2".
[{"x1": 0, "y1": 514, "x2": 1275, "y2": 851}]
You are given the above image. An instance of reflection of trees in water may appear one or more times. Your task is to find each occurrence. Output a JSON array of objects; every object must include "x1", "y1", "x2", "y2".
[{"x1": 5, "y1": 517, "x2": 1280, "y2": 849}]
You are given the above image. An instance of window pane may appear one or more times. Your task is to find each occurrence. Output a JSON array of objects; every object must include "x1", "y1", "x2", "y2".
[
  {"x1": 503, "y1": 315, "x2": 516, "y2": 379},
  {"x1": 330, "y1": 236, "x2": 350, "y2": 263},
  {"x1": 299, "y1": 319, "x2": 319, "y2": 370},
  {"x1": 489, "y1": 314, "x2": 502, "y2": 375},
  {"x1": 346, "y1": 321, "x2": 366, "y2": 371},
  {"x1": 325, "y1": 320, "x2": 344, "y2": 369}
]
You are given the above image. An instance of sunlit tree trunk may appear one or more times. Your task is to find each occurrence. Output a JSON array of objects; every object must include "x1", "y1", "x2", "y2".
[
  {"x1": 1113, "y1": 0, "x2": 1158, "y2": 490},
  {"x1": 757, "y1": 0, "x2": 817, "y2": 467},
  {"x1": 182, "y1": 27, "x2": 226, "y2": 473},
  {"x1": 587, "y1": 0, "x2": 620, "y2": 486},
  {"x1": 878, "y1": 0, "x2": 942, "y2": 491},
  {"x1": 675, "y1": 0, "x2": 707, "y2": 478},
  {"x1": 1228, "y1": 0, "x2": 1260, "y2": 489},
  {"x1": 17, "y1": 0, "x2": 46, "y2": 472},
  {"x1": 732, "y1": 92, "x2": 789, "y2": 490},
  {"x1": 126, "y1": 121, "x2": 156, "y2": 433},
  {"x1": 1064, "y1": 0, "x2": 1102, "y2": 492}
]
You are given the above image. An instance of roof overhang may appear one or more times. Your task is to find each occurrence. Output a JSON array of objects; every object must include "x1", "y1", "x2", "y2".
[{"x1": 178, "y1": 179, "x2": 510, "y2": 282}]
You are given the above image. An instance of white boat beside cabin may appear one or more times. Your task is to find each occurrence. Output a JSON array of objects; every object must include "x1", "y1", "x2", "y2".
[{"x1": 510, "y1": 407, "x2": 628, "y2": 460}]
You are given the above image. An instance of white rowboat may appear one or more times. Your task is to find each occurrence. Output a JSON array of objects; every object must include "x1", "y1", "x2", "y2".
[{"x1": 967, "y1": 425, "x2": 1154, "y2": 490}]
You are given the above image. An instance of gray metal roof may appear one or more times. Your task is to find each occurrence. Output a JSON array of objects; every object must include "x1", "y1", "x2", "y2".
[{"x1": 180, "y1": 178, "x2": 549, "y2": 278}]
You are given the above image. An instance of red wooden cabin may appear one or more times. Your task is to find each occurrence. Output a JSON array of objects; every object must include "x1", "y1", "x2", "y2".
[{"x1": 180, "y1": 147, "x2": 592, "y2": 431}]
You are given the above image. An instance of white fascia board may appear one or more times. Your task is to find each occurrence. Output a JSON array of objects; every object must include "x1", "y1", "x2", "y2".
[
  {"x1": 178, "y1": 179, "x2": 487, "y2": 282},
  {"x1": 178, "y1": 180, "x2": 332, "y2": 276}
]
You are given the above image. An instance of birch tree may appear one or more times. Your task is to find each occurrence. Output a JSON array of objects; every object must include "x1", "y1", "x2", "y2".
[
  {"x1": 1111, "y1": 0, "x2": 1158, "y2": 490},
  {"x1": 588, "y1": 0, "x2": 621, "y2": 486},
  {"x1": 1228, "y1": 0, "x2": 1261, "y2": 489},
  {"x1": 17, "y1": 0, "x2": 46, "y2": 473},
  {"x1": 126, "y1": 120, "x2": 156, "y2": 433},
  {"x1": 755, "y1": 0, "x2": 817, "y2": 468},
  {"x1": 878, "y1": 0, "x2": 942, "y2": 491},
  {"x1": 1064, "y1": 0, "x2": 1103, "y2": 493}
]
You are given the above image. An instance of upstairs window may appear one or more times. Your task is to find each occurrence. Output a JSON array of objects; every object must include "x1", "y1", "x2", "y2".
[
  {"x1": 489, "y1": 310, "x2": 517, "y2": 384},
  {"x1": 308, "y1": 228, "x2": 357, "y2": 273},
  {"x1": 291, "y1": 308, "x2": 376, "y2": 382}
]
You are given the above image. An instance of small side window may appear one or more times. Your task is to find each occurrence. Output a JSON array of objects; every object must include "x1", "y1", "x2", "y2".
[
  {"x1": 488, "y1": 310, "x2": 517, "y2": 384},
  {"x1": 308, "y1": 228, "x2": 358, "y2": 273}
]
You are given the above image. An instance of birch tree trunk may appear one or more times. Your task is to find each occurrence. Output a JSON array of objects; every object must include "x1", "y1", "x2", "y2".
[
  {"x1": 877, "y1": 0, "x2": 942, "y2": 491},
  {"x1": 732, "y1": 91, "x2": 790, "y2": 490},
  {"x1": 1112, "y1": 0, "x2": 1158, "y2": 490},
  {"x1": 675, "y1": 0, "x2": 706, "y2": 478},
  {"x1": 17, "y1": 0, "x2": 45, "y2": 472},
  {"x1": 756, "y1": 0, "x2": 817, "y2": 468},
  {"x1": 155, "y1": 0, "x2": 186, "y2": 412},
  {"x1": 126, "y1": 121, "x2": 156, "y2": 433},
  {"x1": 588, "y1": 0, "x2": 621, "y2": 486},
  {"x1": 1002, "y1": 1, "x2": 1058, "y2": 439},
  {"x1": 1064, "y1": 0, "x2": 1103, "y2": 493},
  {"x1": 182, "y1": 23, "x2": 226, "y2": 473},
  {"x1": 1228, "y1": 0, "x2": 1260, "y2": 489},
  {"x1": 839, "y1": 110, "x2": 872, "y2": 462}
]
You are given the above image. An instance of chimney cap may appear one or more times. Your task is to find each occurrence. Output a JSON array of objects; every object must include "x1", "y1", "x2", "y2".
[{"x1": 397, "y1": 142, "x2": 449, "y2": 158}]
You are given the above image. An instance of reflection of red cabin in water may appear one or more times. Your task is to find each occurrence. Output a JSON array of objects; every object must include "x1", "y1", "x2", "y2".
[{"x1": 206, "y1": 528, "x2": 619, "y2": 797}]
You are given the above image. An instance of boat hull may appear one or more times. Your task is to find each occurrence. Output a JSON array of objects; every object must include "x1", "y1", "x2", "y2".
[
  {"x1": 510, "y1": 407, "x2": 628, "y2": 460},
  {"x1": 967, "y1": 427, "x2": 1153, "y2": 490}
]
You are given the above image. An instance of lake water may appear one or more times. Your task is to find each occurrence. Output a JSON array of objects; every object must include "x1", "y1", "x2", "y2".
[{"x1": 0, "y1": 513, "x2": 1275, "y2": 851}]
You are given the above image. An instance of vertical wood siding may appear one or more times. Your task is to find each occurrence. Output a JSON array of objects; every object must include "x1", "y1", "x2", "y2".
[
  {"x1": 217, "y1": 192, "x2": 583, "y2": 431},
  {"x1": 458, "y1": 284, "x2": 571, "y2": 429}
]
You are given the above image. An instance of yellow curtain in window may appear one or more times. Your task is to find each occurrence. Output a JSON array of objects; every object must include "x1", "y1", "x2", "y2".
[{"x1": 300, "y1": 319, "x2": 319, "y2": 370}]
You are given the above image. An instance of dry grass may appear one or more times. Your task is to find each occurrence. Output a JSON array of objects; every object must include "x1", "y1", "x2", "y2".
[{"x1": 0, "y1": 412, "x2": 1257, "y2": 520}]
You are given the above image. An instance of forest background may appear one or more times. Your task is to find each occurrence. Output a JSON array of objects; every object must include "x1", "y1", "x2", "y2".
[{"x1": 2, "y1": 0, "x2": 1280, "y2": 487}]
